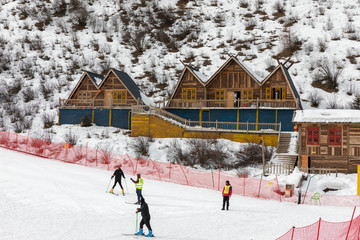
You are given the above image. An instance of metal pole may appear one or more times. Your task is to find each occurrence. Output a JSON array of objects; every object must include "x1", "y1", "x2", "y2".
[{"x1": 262, "y1": 138, "x2": 265, "y2": 176}]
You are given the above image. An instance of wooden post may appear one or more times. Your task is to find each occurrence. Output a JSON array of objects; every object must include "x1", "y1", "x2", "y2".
[
  {"x1": 243, "y1": 169, "x2": 246, "y2": 196},
  {"x1": 291, "y1": 226, "x2": 295, "y2": 240},
  {"x1": 85, "y1": 143, "x2": 88, "y2": 166},
  {"x1": 218, "y1": 163, "x2": 221, "y2": 191},
  {"x1": 345, "y1": 207, "x2": 357, "y2": 240},
  {"x1": 262, "y1": 138, "x2": 265, "y2": 176},
  {"x1": 216, "y1": 120, "x2": 218, "y2": 131},
  {"x1": 316, "y1": 218, "x2": 321, "y2": 240}
]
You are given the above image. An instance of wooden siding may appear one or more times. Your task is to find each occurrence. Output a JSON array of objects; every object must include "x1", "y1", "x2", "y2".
[
  {"x1": 72, "y1": 75, "x2": 98, "y2": 100},
  {"x1": 261, "y1": 68, "x2": 295, "y2": 101},
  {"x1": 298, "y1": 123, "x2": 360, "y2": 173}
]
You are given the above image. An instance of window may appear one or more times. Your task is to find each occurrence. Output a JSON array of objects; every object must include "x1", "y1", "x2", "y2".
[
  {"x1": 307, "y1": 128, "x2": 320, "y2": 145},
  {"x1": 243, "y1": 89, "x2": 253, "y2": 100},
  {"x1": 182, "y1": 88, "x2": 196, "y2": 100},
  {"x1": 215, "y1": 89, "x2": 225, "y2": 101},
  {"x1": 328, "y1": 128, "x2": 342, "y2": 146},
  {"x1": 113, "y1": 90, "x2": 127, "y2": 103},
  {"x1": 268, "y1": 87, "x2": 286, "y2": 99},
  {"x1": 78, "y1": 91, "x2": 90, "y2": 99}
]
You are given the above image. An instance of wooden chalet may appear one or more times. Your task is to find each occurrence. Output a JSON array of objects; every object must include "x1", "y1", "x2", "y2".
[
  {"x1": 61, "y1": 69, "x2": 153, "y2": 109},
  {"x1": 293, "y1": 110, "x2": 360, "y2": 173},
  {"x1": 166, "y1": 56, "x2": 302, "y2": 109}
]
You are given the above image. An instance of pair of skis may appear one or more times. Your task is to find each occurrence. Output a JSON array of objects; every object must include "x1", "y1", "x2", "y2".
[{"x1": 122, "y1": 233, "x2": 155, "y2": 238}]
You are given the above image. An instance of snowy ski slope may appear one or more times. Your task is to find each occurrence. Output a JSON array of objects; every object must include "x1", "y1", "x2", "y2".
[{"x1": 0, "y1": 148, "x2": 357, "y2": 240}]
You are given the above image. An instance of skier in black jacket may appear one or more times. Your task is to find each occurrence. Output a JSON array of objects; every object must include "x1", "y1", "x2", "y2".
[
  {"x1": 110, "y1": 165, "x2": 125, "y2": 196},
  {"x1": 135, "y1": 198, "x2": 153, "y2": 237}
]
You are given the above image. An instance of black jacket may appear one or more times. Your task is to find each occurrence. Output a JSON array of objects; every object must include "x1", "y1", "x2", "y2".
[
  {"x1": 112, "y1": 168, "x2": 125, "y2": 180},
  {"x1": 138, "y1": 201, "x2": 150, "y2": 219}
]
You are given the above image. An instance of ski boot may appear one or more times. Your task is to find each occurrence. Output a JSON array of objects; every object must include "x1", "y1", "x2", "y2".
[
  {"x1": 136, "y1": 229, "x2": 144, "y2": 235},
  {"x1": 110, "y1": 188, "x2": 114, "y2": 194},
  {"x1": 122, "y1": 189, "x2": 125, "y2": 196},
  {"x1": 146, "y1": 231, "x2": 153, "y2": 237}
]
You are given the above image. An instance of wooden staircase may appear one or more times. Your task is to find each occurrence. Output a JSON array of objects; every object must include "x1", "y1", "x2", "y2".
[{"x1": 275, "y1": 132, "x2": 298, "y2": 166}]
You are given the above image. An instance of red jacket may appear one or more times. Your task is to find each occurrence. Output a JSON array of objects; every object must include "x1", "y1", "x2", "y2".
[{"x1": 222, "y1": 184, "x2": 232, "y2": 197}]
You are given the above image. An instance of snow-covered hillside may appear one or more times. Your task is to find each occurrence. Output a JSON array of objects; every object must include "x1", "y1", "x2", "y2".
[
  {"x1": 0, "y1": 147, "x2": 358, "y2": 240},
  {"x1": 1, "y1": 0, "x2": 360, "y2": 132}
]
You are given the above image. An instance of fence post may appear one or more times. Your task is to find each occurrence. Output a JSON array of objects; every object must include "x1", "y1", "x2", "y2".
[
  {"x1": 26, "y1": 133, "x2": 29, "y2": 153},
  {"x1": 257, "y1": 174, "x2": 263, "y2": 198},
  {"x1": 85, "y1": 143, "x2": 88, "y2": 166},
  {"x1": 169, "y1": 161, "x2": 171, "y2": 179},
  {"x1": 243, "y1": 169, "x2": 246, "y2": 196},
  {"x1": 275, "y1": 175, "x2": 282, "y2": 202},
  {"x1": 345, "y1": 207, "x2": 357, "y2": 240},
  {"x1": 95, "y1": 148, "x2": 98, "y2": 167},
  {"x1": 178, "y1": 162, "x2": 188, "y2": 185},
  {"x1": 291, "y1": 226, "x2": 295, "y2": 240},
  {"x1": 126, "y1": 154, "x2": 136, "y2": 175},
  {"x1": 6, "y1": 129, "x2": 10, "y2": 149},
  {"x1": 218, "y1": 163, "x2": 221, "y2": 191},
  {"x1": 316, "y1": 218, "x2": 321, "y2": 240},
  {"x1": 216, "y1": 120, "x2": 218, "y2": 131}
]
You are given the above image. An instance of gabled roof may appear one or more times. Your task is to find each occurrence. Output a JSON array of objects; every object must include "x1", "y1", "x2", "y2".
[
  {"x1": 293, "y1": 109, "x2": 360, "y2": 123},
  {"x1": 206, "y1": 56, "x2": 263, "y2": 87},
  {"x1": 67, "y1": 71, "x2": 102, "y2": 100},
  {"x1": 87, "y1": 72, "x2": 104, "y2": 86},
  {"x1": 98, "y1": 69, "x2": 155, "y2": 106},
  {"x1": 261, "y1": 64, "x2": 302, "y2": 109},
  {"x1": 168, "y1": 65, "x2": 207, "y2": 103}
]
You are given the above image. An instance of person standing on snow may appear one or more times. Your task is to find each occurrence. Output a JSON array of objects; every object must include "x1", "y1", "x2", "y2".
[
  {"x1": 110, "y1": 165, "x2": 125, "y2": 196},
  {"x1": 222, "y1": 180, "x2": 232, "y2": 210},
  {"x1": 131, "y1": 173, "x2": 143, "y2": 204},
  {"x1": 136, "y1": 198, "x2": 153, "y2": 237}
]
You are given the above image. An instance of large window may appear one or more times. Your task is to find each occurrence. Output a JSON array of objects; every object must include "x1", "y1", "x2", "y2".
[
  {"x1": 182, "y1": 88, "x2": 196, "y2": 100},
  {"x1": 307, "y1": 128, "x2": 320, "y2": 145},
  {"x1": 266, "y1": 87, "x2": 286, "y2": 100},
  {"x1": 328, "y1": 128, "x2": 342, "y2": 146},
  {"x1": 215, "y1": 89, "x2": 225, "y2": 101},
  {"x1": 243, "y1": 89, "x2": 253, "y2": 100},
  {"x1": 113, "y1": 90, "x2": 127, "y2": 103}
]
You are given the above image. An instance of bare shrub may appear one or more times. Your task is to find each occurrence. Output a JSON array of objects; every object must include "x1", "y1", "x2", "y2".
[
  {"x1": 245, "y1": 18, "x2": 257, "y2": 30},
  {"x1": 326, "y1": 95, "x2": 340, "y2": 109},
  {"x1": 131, "y1": 30, "x2": 147, "y2": 53},
  {"x1": 344, "y1": 23, "x2": 356, "y2": 33},
  {"x1": 13, "y1": 122, "x2": 24, "y2": 133},
  {"x1": 81, "y1": 113, "x2": 92, "y2": 127},
  {"x1": 157, "y1": 7, "x2": 175, "y2": 28},
  {"x1": 166, "y1": 139, "x2": 190, "y2": 164},
  {"x1": 23, "y1": 117, "x2": 33, "y2": 130},
  {"x1": 42, "y1": 112, "x2": 55, "y2": 129},
  {"x1": 317, "y1": 38, "x2": 328, "y2": 52},
  {"x1": 234, "y1": 143, "x2": 273, "y2": 167},
  {"x1": 97, "y1": 144, "x2": 114, "y2": 164},
  {"x1": 130, "y1": 137, "x2": 153, "y2": 158},
  {"x1": 9, "y1": 79, "x2": 23, "y2": 95},
  {"x1": 240, "y1": 0, "x2": 249, "y2": 8},
  {"x1": 64, "y1": 130, "x2": 79, "y2": 146},
  {"x1": 308, "y1": 91, "x2": 323, "y2": 108},
  {"x1": 273, "y1": 1, "x2": 285, "y2": 16},
  {"x1": 278, "y1": 31, "x2": 302, "y2": 58},
  {"x1": 351, "y1": 94, "x2": 360, "y2": 109},
  {"x1": 72, "y1": 147, "x2": 86, "y2": 162},
  {"x1": 40, "y1": 82, "x2": 54, "y2": 100},
  {"x1": 22, "y1": 87, "x2": 35, "y2": 102},
  {"x1": 52, "y1": 0, "x2": 67, "y2": 16},
  {"x1": 313, "y1": 59, "x2": 343, "y2": 91}
]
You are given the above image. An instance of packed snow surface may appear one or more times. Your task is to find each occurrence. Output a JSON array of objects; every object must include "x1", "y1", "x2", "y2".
[
  {"x1": 293, "y1": 109, "x2": 360, "y2": 123},
  {"x1": 1, "y1": 148, "x2": 358, "y2": 240}
]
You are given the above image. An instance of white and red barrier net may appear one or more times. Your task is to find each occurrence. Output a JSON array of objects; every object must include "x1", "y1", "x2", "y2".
[
  {"x1": 276, "y1": 207, "x2": 360, "y2": 240},
  {"x1": 2, "y1": 130, "x2": 360, "y2": 239}
]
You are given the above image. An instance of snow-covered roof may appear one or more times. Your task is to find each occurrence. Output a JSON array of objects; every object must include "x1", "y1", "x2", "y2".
[
  {"x1": 238, "y1": 60, "x2": 264, "y2": 83},
  {"x1": 87, "y1": 71, "x2": 104, "y2": 86},
  {"x1": 293, "y1": 109, "x2": 360, "y2": 123},
  {"x1": 188, "y1": 66, "x2": 208, "y2": 83},
  {"x1": 111, "y1": 69, "x2": 155, "y2": 106}
]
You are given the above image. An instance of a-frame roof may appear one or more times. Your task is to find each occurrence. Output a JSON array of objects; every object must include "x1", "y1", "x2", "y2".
[
  {"x1": 98, "y1": 68, "x2": 154, "y2": 106},
  {"x1": 261, "y1": 64, "x2": 302, "y2": 109},
  {"x1": 205, "y1": 56, "x2": 263, "y2": 87},
  {"x1": 67, "y1": 71, "x2": 103, "y2": 100},
  {"x1": 168, "y1": 65, "x2": 207, "y2": 102}
]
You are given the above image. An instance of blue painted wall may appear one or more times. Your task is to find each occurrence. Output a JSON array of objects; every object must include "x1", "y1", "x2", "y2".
[
  {"x1": 59, "y1": 109, "x2": 131, "y2": 129},
  {"x1": 277, "y1": 110, "x2": 295, "y2": 132},
  {"x1": 59, "y1": 109, "x2": 93, "y2": 125}
]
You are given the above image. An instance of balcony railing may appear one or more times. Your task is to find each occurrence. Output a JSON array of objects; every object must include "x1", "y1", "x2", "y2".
[
  {"x1": 165, "y1": 98, "x2": 299, "y2": 109},
  {"x1": 59, "y1": 98, "x2": 141, "y2": 109},
  {"x1": 132, "y1": 105, "x2": 281, "y2": 133}
]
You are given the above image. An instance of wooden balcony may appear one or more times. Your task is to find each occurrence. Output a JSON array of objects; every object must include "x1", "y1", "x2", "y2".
[
  {"x1": 166, "y1": 98, "x2": 300, "y2": 109},
  {"x1": 59, "y1": 98, "x2": 141, "y2": 109}
]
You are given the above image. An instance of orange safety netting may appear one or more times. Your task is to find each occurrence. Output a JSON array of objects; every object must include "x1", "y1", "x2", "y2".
[
  {"x1": 0, "y1": 130, "x2": 281, "y2": 202},
  {"x1": 276, "y1": 208, "x2": 360, "y2": 240}
]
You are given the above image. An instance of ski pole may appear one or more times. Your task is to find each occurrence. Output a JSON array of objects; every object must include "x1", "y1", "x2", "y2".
[
  {"x1": 135, "y1": 212, "x2": 138, "y2": 233},
  {"x1": 106, "y1": 178, "x2": 112, "y2": 193},
  {"x1": 124, "y1": 178, "x2": 129, "y2": 194}
]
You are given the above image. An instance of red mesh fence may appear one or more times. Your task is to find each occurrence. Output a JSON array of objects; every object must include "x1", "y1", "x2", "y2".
[
  {"x1": 276, "y1": 207, "x2": 360, "y2": 240},
  {"x1": 0, "y1": 130, "x2": 281, "y2": 201}
]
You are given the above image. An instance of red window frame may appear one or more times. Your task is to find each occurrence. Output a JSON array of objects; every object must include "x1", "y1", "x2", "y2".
[
  {"x1": 307, "y1": 128, "x2": 320, "y2": 145},
  {"x1": 328, "y1": 128, "x2": 342, "y2": 146}
]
